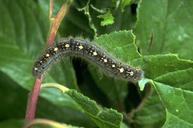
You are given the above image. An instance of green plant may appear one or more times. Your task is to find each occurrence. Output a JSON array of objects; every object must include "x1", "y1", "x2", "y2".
[{"x1": 0, "y1": 0, "x2": 193, "y2": 128}]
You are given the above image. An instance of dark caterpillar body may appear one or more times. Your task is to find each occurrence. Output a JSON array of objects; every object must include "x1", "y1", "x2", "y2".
[{"x1": 33, "y1": 38, "x2": 144, "y2": 82}]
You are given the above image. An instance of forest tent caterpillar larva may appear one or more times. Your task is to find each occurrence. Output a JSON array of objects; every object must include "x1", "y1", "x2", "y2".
[{"x1": 33, "y1": 38, "x2": 144, "y2": 82}]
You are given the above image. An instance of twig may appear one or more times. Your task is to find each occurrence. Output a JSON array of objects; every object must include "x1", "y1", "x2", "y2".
[
  {"x1": 25, "y1": 0, "x2": 72, "y2": 125},
  {"x1": 25, "y1": 77, "x2": 42, "y2": 121},
  {"x1": 47, "y1": 0, "x2": 71, "y2": 45},
  {"x1": 24, "y1": 118, "x2": 65, "y2": 128}
]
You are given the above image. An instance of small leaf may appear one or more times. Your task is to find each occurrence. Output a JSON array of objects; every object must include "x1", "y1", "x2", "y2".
[{"x1": 98, "y1": 10, "x2": 114, "y2": 26}]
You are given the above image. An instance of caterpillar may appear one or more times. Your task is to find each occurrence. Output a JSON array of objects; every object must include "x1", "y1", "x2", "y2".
[{"x1": 33, "y1": 38, "x2": 144, "y2": 82}]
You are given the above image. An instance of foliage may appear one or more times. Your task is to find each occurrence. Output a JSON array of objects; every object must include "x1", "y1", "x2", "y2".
[{"x1": 0, "y1": 0, "x2": 193, "y2": 128}]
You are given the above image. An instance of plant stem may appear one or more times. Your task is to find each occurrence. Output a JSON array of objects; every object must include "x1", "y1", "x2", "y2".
[
  {"x1": 24, "y1": 118, "x2": 65, "y2": 128},
  {"x1": 25, "y1": 0, "x2": 72, "y2": 124},
  {"x1": 47, "y1": 0, "x2": 71, "y2": 46},
  {"x1": 25, "y1": 77, "x2": 42, "y2": 121}
]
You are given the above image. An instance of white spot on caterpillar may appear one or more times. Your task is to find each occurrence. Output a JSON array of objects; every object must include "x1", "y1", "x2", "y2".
[
  {"x1": 78, "y1": 45, "x2": 84, "y2": 50},
  {"x1": 65, "y1": 44, "x2": 70, "y2": 48},
  {"x1": 34, "y1": 67, "x2": 38, "y2": 70},
  {"x1": 112, "y1": 64, "x2": 115, "y2": 68},
  {"x1": 46, "y1": 54, "x2": 50, "y2": 57},
  {"x1": 103, "y1": 58, "x2": 107, "y2": 63},
  {"x1": 93, "y1": 51, "x2": 97, "y2": 56},
  {"x1": 119, "y1": 68, "x2": 124, "y2": 73},
  {"x1": 129, "y1": 71, "x2": 134, "y2": 76},
  {"x1": 54, "y1": 47, "x2": 58, "y2": 51},
  {"x1": 100, "y1": 55, "x2": 106, "y2": 62}
]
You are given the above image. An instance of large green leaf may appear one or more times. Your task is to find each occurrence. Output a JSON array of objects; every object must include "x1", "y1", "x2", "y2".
[
  {"x1": 154, "y1": 82, "x2": 193, "y2": 128},
  {"x1": 41, "y1": 86, "x2": 123, "y2": 128},
  {"x1": 135, "y1": 0, "x2": 193, "y2": 60},
  {"x1": 0, "y1": 71, "x2": 94, "y2": 127},
  {"x1": 66, "y1": 90, "x2": 123, "y2": 128},
  {"x1": 1, "y1": 0, "x2": 193, "y2": 128},
  {"x1": 0, "y1": 120, "x2": 23, "y2": 128},
  {"x1": 0, "y1": 72, "x2": 28, "y2": 120},
  {"x1": 134, "y1": 90, "x2": 165, "y2": 128},
  {"x1": 162, "y1": 111, "x2": 193, "y2": 128},
  {"x1": 134, "y1": 0, "x2": 193, "y2": 127},
  {"x1": 155, "y1": 68, "x2": 193, "y2": 90},
  {"x1": 132, "y1": 54, "x2": 193, "y2": 128},
  {"x1": 0, "y1": 0, "x2": 79, "y2": 102}
]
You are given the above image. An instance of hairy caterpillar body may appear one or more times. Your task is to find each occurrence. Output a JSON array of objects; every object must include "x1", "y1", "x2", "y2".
[{"x1": 33, "y1": 38, "x2": 144, "y2": 82}]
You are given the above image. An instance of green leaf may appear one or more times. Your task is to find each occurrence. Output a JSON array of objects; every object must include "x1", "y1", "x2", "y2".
[
  {"x1": 163, "y1": 111, "x2": 193, "y2": 128},
  {"x1": 98, "y1": 10, "x2": 114, "y2": 26},
  {"x1": 0, "y1": 120, "x2": 23, "y2": 128},
  {"x1": 0, "y1": 0, "x2": 77, "y2": 86},
  {"x1": 0, "y1": 0, "x2": 84, "y2": 123},
  {"x1": 154, "y1": 82, "x2": 193, "y2": 127},
  {"x1": 155, "y1": 68, "x2": 193, "y2": 90},
  {"x1": 119, "y1": 0, "x2": 131, "y2": 12},
  {"x1": 135, "y1": 0, "x2": 193, "y2": 60},
  {"x1": 0, "y1": 72, "x2": 93, "y2": 127},
  {"x1": 1, "y1": 1, "x2": 193, "y2": 128},
  {"x1": 0, "y1": 72, "x2": 28, "y2": 120},
  {"x1": 94, "y1": 30, "x2": 140, "y2": 63},
  {"x1": 132, "y1": 54, "x2": 193, "y2": 79},
  {"x1": 65, "y1": 89, "x2": 123, "y2": 128},
  {"x1": 132, "y1": 54, "x2": 193, "y2": 128},
  {"x1": 134, "y1": 90, "x2": 165, "y2": 128},
  {"x1": 77, "y1": 1, "x2": 98, "y2": 37}
]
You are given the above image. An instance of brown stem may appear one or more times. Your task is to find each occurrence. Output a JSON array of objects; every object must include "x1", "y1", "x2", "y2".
[
  {"x1": 47, "y1": 1, "x2": 71, "y2": 46},
  {"x1": 25, "y1": 0, "x2": 72, "y2": 125},
  {"x1": 25, "y1": 77, "x2": 42, "y2": 121}
]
